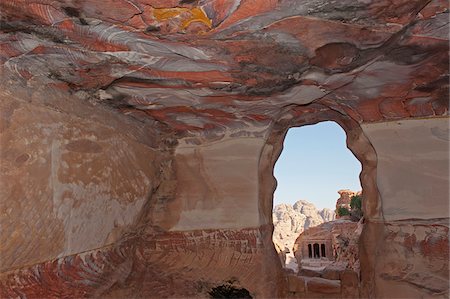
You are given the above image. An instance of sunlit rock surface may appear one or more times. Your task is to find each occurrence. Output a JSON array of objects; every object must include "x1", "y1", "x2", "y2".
[{"x1": 0, "y1": 0, "x2": 448, "y2": 297}]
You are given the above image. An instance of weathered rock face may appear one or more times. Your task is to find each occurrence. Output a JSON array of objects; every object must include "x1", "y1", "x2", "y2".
[
  {"x1": 0, "y1": 0, "x2": 448, "y2": 298},
  {"x1": 274, "y1": 239, "x2": 287, "y2": 267},
  {"x1": 273, "y1": 201, "x2": 335, "y2": 253},
  {"x1": 0, "y1": 95, "x2": 167, "y2": 271}
]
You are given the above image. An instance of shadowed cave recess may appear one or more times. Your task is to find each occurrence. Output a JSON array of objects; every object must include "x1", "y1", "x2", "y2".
[{"x1": 0, "y1": 0, "x2": 449, "y2": 298}]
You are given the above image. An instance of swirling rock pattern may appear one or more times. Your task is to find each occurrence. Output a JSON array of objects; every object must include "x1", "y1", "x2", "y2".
[
  {"x1": 1, "y1": 0, "x2": 447, "y2": 134},
  {"x1": 0, "y1": 0, "x2": 448, "y2": 298}
]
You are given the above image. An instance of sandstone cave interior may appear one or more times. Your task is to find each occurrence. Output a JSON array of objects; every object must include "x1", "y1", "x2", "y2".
[{"x1": 1, "y1": 0, "x2": 449, "y2": 298}]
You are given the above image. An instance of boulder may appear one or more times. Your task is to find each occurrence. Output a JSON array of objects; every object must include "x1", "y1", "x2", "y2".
[
  {"x1": 287, "y1": 274, "x2": 306, "y2": 294},
  {"x1": 340, "y1": 270, "x2": 360, "y2": 298},
  {"x1": 306, "y1": 277, "x2": 341, "y2": 294}
]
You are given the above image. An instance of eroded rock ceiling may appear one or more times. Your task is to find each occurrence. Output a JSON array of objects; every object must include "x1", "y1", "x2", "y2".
[{"x1": 1, "y1": 0, "x2": 448, "y2": 136}]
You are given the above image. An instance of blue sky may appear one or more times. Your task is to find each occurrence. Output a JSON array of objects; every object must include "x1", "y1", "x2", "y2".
[{"x1": 273, "y1": 121, "x2": 362, "y2": 210}]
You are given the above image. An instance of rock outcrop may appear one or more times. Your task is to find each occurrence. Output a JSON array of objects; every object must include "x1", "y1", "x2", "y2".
[
  {"x1": 336, "y1": 190, "x2": 357, "y2": 208},
  {"x1": 0, "y1": 0, "x2": 448, "y2": 298},
  {"x1": 336, "y1": 189, "x2": 361, "y2": 218},
  {"x1": 274, "y1": 240, "x2": 287, "y2": 267}
]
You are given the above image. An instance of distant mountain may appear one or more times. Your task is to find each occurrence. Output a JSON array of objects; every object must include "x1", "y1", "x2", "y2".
[{"x1": 273, "y1": 200, "x2": 335, "y2": 253}]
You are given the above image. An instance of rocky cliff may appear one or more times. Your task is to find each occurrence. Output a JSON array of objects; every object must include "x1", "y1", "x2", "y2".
[{"x1": 273, "y1": 200, "x2": 335, "y2": 254}]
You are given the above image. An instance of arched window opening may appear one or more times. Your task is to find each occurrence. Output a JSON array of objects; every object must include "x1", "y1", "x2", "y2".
[{"x1": 308, "y1": 244, "x2": 312, "y2": 258}]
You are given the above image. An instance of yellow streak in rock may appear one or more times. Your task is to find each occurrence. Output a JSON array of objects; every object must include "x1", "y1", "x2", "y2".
[
  {"x1": 153, "y1": 8, "x2": 184, "y2": 20},
  {"x1": 153, "y1": 7, "x2": 212, "y2": 30}
]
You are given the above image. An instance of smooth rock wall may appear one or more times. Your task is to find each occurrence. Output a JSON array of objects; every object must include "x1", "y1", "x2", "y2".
[
  {"x1": 361, "y1": 117, "x2": 449, "y2": 298},
  {"x1": 0, "y1": 76, "x2": 171, "y2": 273},
  {"x1": 170, "y1": 136, "x2": 265, "y2": 231},
  {"x1": 362, "y1": 118, "x2": 449, "y2": 220}
]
